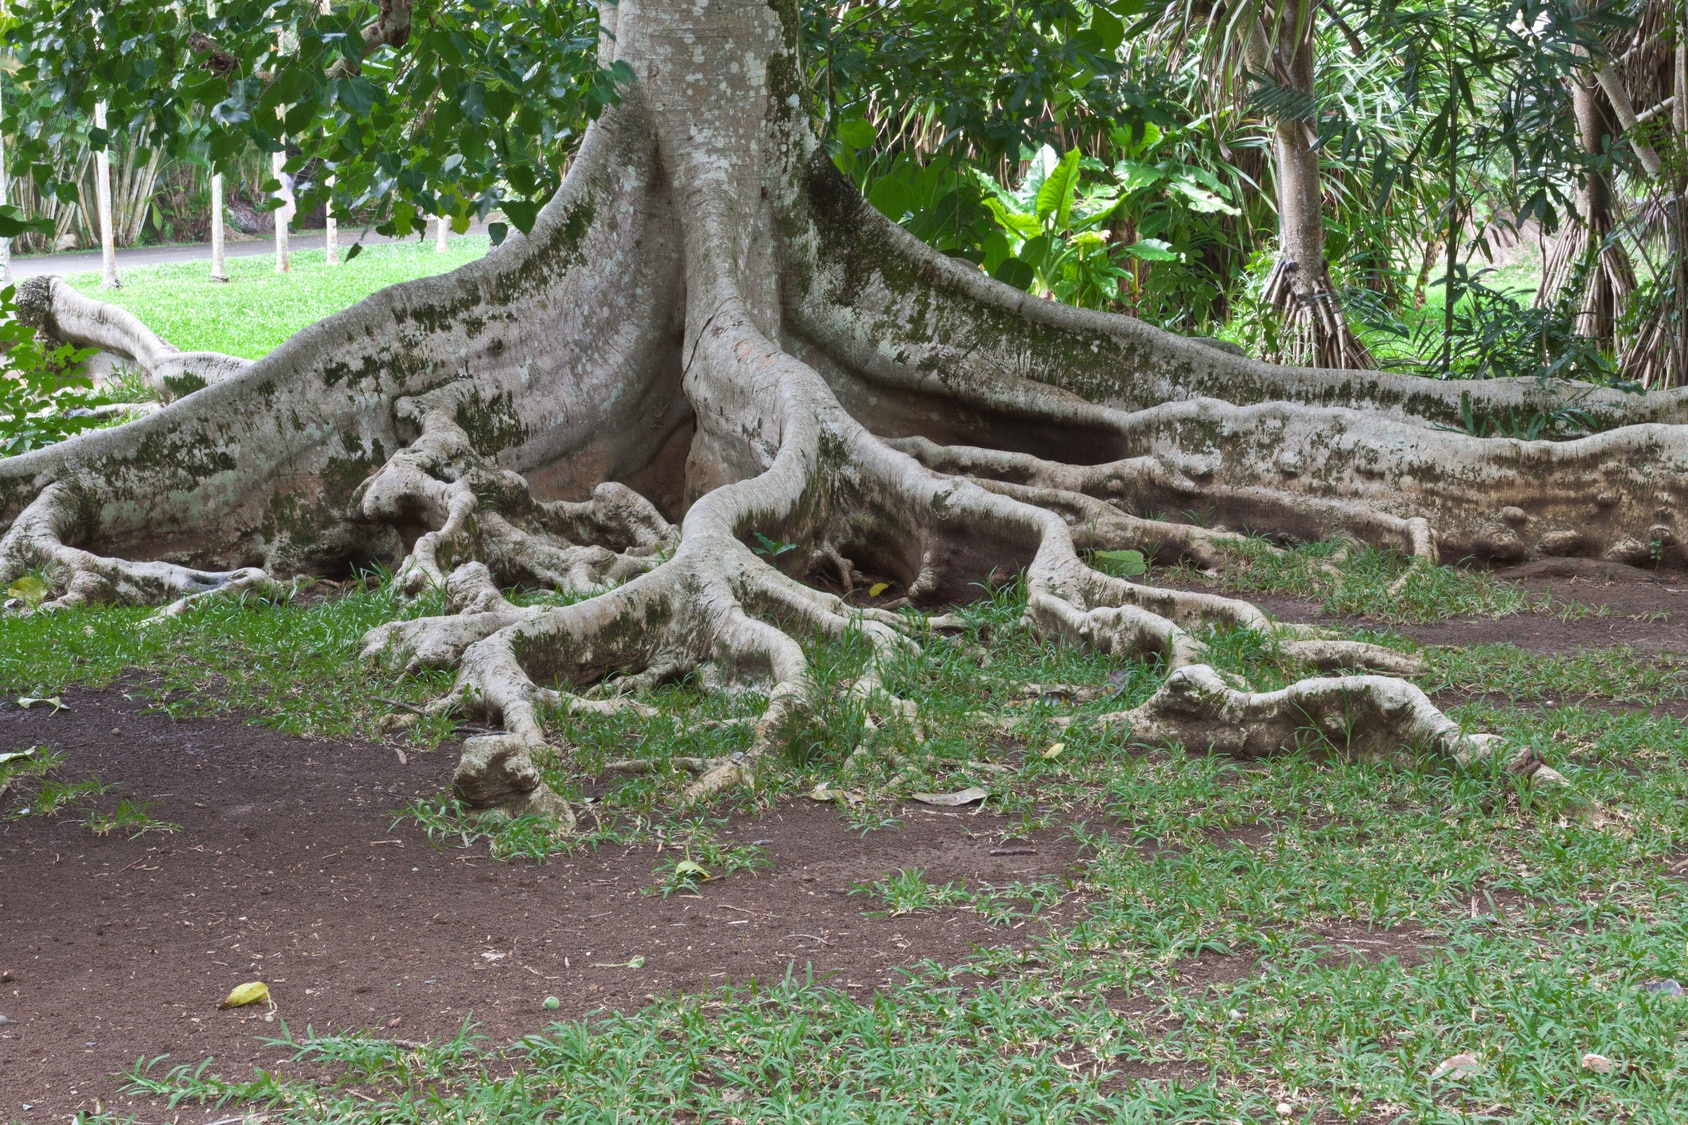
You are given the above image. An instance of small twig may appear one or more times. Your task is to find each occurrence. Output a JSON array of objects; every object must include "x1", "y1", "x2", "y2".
[{"x1": 788, "y1": 933, "x2": 834, "y2": 946}]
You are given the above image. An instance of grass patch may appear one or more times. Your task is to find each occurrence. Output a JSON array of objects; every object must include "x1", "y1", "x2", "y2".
[
  {"x1": 63, "y1": 236, "x2": 489, "y2": 358},
  {"x1": 7, "y1": 555, "x2": 1688, "y2": 1121}
]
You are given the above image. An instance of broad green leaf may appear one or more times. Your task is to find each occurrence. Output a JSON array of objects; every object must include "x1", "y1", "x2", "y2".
[
  {"x1": 1091, "y1": 549, "x2": 1148, "y2": 576},
  {"x1": 982, "y1": 197, "x2": 1041, "y2": 239},
  {"x1": 1015, "y1": 145, "x2": 1062, "y2": 211},
  {"x1": 992, "y1": 257, "x2": 1037, "y2": 291},
  {"x1": 836, "y1": 118, "x2": 876, "y2": 150},
  {"x1": 1034, "y1": 148, "x2": 1082, "y2": 229},
  {"x1": 1122, "y1": 239, "x2": 1179, "y2": 262},
  {"x1": 868, "y1": 582, "x2": 890, "y2": 597}
]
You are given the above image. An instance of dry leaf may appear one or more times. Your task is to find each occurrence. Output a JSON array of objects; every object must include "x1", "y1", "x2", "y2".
[
  {"x1": 1041, "y1": 742, "x2": 1065, "y2": 759},
  {"x1": 16, "y1": 696, "x2": 65, "y2": 713},
  {"x1": 1581, "y1": 1052, "x2": 1614, "y2": 1075},
  {"x1": 1431, "y1": 1051, "x2": 1480, "y2": 1080},
  {"x1": 219, "y1": 981, "x2": 272, "y2": 1010},
  {"x1": 910, "y1": 787, "x2": 989, "y2": 807},
  {"x1": 868, "y1": 582, "x2": 890, "y2": 597}
]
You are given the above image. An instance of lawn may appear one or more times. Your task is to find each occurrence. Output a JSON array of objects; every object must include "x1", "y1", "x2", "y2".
[
  {"x1": 3, "y1": 542, "x2": 1685, "y2": 1123},
  {"x1": 62, "y1": 236, "x2": 491, "y2": 359}
]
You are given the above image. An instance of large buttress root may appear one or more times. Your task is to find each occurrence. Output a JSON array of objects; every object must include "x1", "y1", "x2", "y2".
[
  {"x1": 788, "y1": 161, "x2": 1688, "y2": 569},
  {"x1": 0, "y1": 0, "x2": 1627, "y2": 830},
  {"x1": 17, "y1": 276, "x2": 250, "y2": 401}
]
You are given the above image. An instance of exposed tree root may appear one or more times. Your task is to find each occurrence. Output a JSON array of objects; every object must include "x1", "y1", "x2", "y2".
[
  {"x1": 0, "y1": 0, "x2": 1633, "y2": 832},
  {"x1": 0, "y1": 480, "x2": 279, "y2": 612},
  {"x1": 17, "y1": 276, "x2": 250, "y2": 401}
]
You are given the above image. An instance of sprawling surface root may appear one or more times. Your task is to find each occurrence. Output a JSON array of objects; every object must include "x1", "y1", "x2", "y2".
[
  {"x1": 0, "y1": 0, "x2": 1615, "y2": 831},
  {"x1": 17, "y1": 275, "x2": 250, "y2": 401},
  {"x1": 0, "y1": 480, "x2": 279, "y2": 612}
]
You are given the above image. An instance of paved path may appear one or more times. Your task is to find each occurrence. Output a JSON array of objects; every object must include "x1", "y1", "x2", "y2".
[{"x1": 4, "y1": 223, "x2": 489, "y2": 280}]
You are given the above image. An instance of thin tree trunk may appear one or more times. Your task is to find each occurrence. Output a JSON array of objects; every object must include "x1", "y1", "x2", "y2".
[
  {"x1": 1258, "y1": 27, "x2": 1370, "y2": 368},
  {"x1": 94, "y1": 101, "x2": 118, "y2": 289},
  {"x1": 272, "y1": 148, "x2": 290, "y2": 273},
  {"x1": 209, "y1": 171, "x2": 229, "y2": 282},
  {"x1": 435, "y1": 210, "x2": 449, "y2": 252},
  {"x1": 325, "y1": 174, "x2": 338, "y2": 266}
]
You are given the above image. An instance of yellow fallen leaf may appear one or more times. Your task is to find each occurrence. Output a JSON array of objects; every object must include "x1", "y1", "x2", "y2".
[
  {"x1": 1042, "y1": 742, "x2": 1066, "y2": 759},
  {"x1": 868, "y1": 582, "x2": 890, "y2": 597},
  {"x1": 6, "y1": 576, "x2": 47, "y2": 604},
  {"x1": 219, "y1": 981, "x2": 272, "y2": 1009}
]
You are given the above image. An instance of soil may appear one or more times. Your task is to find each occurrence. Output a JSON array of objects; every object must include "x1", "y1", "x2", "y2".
[
  {"x1": 1168, "y1": 569, "x2": 1687, "y2": 654},
  {"x1": 0, "y1": 690, "x2": 1078, "y2": 1120},
  {"x1": 0, "y1": 568, "x2": 1681, "y2": 1120}
]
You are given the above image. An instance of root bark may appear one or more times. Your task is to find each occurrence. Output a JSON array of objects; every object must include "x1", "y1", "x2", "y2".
[{"x1": 0, "y1": 0, "x2": 1641, "y2": 823}]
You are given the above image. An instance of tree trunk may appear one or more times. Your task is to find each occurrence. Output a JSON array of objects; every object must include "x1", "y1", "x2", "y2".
[
  {"x1": 1538, "y1": 72, "x2": 1636, "y2": 339},
  {"x1": 94, "y1": 101, "x2": 118, "y2": 290},
  {"x1": 272, "y1": 148, "x2": 291, "y2": 273},
  {"x1": 1257, "y1": 30, "x2": 1371, "y2": 369},
  {"x1": 6, "y1": 0, "x2": 1679, "y2": 819},
  {"x1": 325, "y1": 173, "x2": 338, "y2": 267},
  {"x1": 209, "y1": 171, "x2": 229, "y2": 283}
]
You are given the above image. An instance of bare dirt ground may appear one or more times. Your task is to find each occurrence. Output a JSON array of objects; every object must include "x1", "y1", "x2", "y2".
[
  {"x1": 0, "y1": 691, "x2": 1077, "y2": 1119},
  {"x1": 0, "y1": 568, "x2": 1680, "y2": 1121}
]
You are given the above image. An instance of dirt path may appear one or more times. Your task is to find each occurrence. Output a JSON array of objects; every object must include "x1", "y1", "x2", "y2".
[{"x1": 0, "y1": 691, "x2": 1075, "y2": 1120}]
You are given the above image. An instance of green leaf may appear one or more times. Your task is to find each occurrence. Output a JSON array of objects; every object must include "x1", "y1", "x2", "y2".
[
  {"x1": 336, "y1": 75, "x2": 377, "y2": 117},
  {"x1": 835, "y1": 118, "x2": 876, "y2": 150},
  {"x1": 982, "y1": 196, "x2": 1041, "y2": 239},
  {"x1": 1034, "y1": 148, "x2": 1082, "y2": 229},
  {"x1": 1090, "y1": 7, "x2": 1125, "y2": 52},
  {"x1": 991, "y1": 257, "x2": 1037, "y2": 291},
  {"x1": 1091, "y1": 549, "x2": 1147, "y2": 577},
  {"x1": 1122, "y1": 238, "x2": 1179, "y2": 262}
]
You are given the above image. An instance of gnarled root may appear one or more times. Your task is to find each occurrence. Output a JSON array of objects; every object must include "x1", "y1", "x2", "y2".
[
  {"x1": 17, "y1": 275, "x2": 250, "y2": 401},
  {"x1": 354, "y1": 380, "x2": 676, "y2": 598},
  {"x1": 0, "y1": 480, "x2": 279, "y2": 612}
]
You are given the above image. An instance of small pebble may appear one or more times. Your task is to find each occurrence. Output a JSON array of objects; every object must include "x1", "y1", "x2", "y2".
[
  {"x1": 0, "y1": 1013, "x2": 10, "y2": 1026},
  {"x1": 1581, "y1": 1052, "x2": 1614, "y2": 1074},
  {"x1": 1642, "y1": 979, "x2": 1685, "y2": 996}
]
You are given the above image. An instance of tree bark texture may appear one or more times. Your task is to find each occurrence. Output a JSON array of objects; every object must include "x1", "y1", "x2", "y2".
[{"x1": 7, "y1": 0, "x2": 1681, "y2": 817}]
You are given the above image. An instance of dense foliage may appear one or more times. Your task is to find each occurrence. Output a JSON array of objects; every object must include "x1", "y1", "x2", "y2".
[{"x1": 0, "y1": 0, "x2": 1682, "y2": 385}]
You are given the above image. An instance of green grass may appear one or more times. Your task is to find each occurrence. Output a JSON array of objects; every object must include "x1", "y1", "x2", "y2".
[
  {"x1": 63, "y1": 236, "x2": 489, "y2": 358},
  {"x1": 6, "y1": 550, "x2": 1687, "y2": 1122}
]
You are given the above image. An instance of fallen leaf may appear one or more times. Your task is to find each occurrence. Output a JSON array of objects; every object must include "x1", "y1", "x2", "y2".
[
  {"x1": 628, "y1": 956, "x2": 646, "y2": 969},
  {"x1": 1581, "y1": 1052, "x2": 1614, "y2": 1075},
  {"x1": 0, "y1": 747, "x2": 40, "y2": 766},
  {"x1": 911, "y1": 787, "x2": 989, "y2": 807},
  {"x1": 1431, "y1": 1051, "x2": 1480, "y2": 1080},
  {"x1": 807, "y1": 782, "x2": 862, "y2": 805},
  {"x1": 868, "y1": 582, "x2": 890, "y2": 597},
  {"x1": 1090, "y1": 549, "x2": 1147, "y2": 578},
  {"x1": 16, "y1": 696, "x2": 65, "y2": 713},
  {"x1": 6, "y1": 577, "x2": 46, "y2": 605},
  {"x1": 219, "y1": 981, "x2": 271, "y2": 1010},
  {"x1": 1041, "y1": 742, "x2": 1065, "y2": 759}
]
